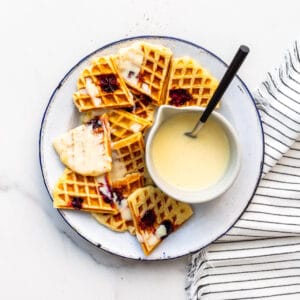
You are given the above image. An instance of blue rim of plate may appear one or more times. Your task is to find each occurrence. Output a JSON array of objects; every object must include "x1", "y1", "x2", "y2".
[{"x1": 39, "y1": 35, "x2": 265, "y2": 261}]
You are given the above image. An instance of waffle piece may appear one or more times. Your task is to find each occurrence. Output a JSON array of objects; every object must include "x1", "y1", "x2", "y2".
[
  {"x1": 125, "y1": 89, "x2": 156, "y2": 123},
  {"x1": 108, "y1": 109, "x2": 151, "y2": 142},
  {"x1": 92, "y1": 173, "x2": 144, "y2": 234},
  {"x1": 53, "y1": 169, "x2": 117, "y2": 214},
  {"x1": 53, "y1": 114, "x2": 112, "y2": 176},
  {"x1": 165, "y1": 56, "x2": 218, "y2": 107},
  {"x1": 110, "y1": 133, "x2": 145, "y2": 181},
  {"x1": 73, "y1": 56, "x2": 133, "y2": 112},
  {"x1": 93, "y1": 212, "x2": 128, "y2": 232},
  {"x1": 127, "y1": 186, "x2": 193, "y2": 255},
  {"x1": 112, "y1": 172, "x2": 144, "y2": 194},
  {"x1": 114, "y1": 41, "x2": 172, "y2": 105}
]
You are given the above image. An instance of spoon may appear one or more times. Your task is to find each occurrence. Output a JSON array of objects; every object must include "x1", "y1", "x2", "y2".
[{"x1": 184, "y1": 45, "x2": 249, "y2": 138}]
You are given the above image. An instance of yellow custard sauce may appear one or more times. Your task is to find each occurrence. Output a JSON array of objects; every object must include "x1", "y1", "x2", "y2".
[{"x1": 151, "y1": 113, "x2": 230, "y2": 190}]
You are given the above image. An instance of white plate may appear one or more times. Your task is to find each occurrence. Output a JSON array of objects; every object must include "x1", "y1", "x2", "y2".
[{"x1": 39, "y1": 36, "x2": 264, "y2": 260}]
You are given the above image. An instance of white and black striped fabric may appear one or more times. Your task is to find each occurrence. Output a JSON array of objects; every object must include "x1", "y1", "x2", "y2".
[{"x1": 186, "y1": 41, "x2": 300, "y2": 299}]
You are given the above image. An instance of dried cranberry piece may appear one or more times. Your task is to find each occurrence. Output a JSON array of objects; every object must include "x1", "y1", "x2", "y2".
[
  {"x1": 99, "y1": 186, "x2": 112, "y2": 204},
  {"x1": 99, "y1": 180, "x2": 114, "y2": 204},
  {"x1": 160, "y1": 220, "x2": 173, "y2": 238},
  {"x1": 97, "y1": 74, "x2": 119, "y2": 93},
  {"x1": 125, "y1": 106, "x2": 134, "y2": 113},
  {"x1": 140, "y1": 209, "x2": 156, "y2": 229},
  {"x1": 169, "y1": 89, "x2": 192, "y2": 106},
  {"x1": 98, "y1": 175, "x2": 114, "y2": 204},
  {"x1": 71, "y1": 197, "x2": 84, "y2": 209},
  {"x1": 98, "y1": 177, "x2": 123, "y2": 206},
  {"x1": 139, "y1": 94, "x2": 151, "y2": 106},
  {"x1": 112, "y1": 188, "x2": 124, "y2": 205},
  {"x1": 128, "y1": 71, "x2": 135, "y2": 78},
  {"x1": 87, "y1": 117, "x2": 102, "y2": 130}
]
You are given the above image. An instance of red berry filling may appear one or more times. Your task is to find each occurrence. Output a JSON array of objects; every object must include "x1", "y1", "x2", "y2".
[
  {"x1": 112, "y1": 188, "x2": 124, "y2": 205},
  {"x1": 98, "y1": 177, "x2": 123, "y2": 206},
  {"x1": 87, "y1": 117, "x2": 102, "y2": 131},
  {"x1": 138, "y1": 94, "x2": 152, "y2": 106},
  {"x1": 71, "y1": 197, "x2": 84, "y2": 209},
  {"x1": 98, "y1": 177, "x2": 114, "y2": 204},
  {"x1": 139, "y1": 209, "x2": 156, "y2": 230},
  {"x1": 169, "y1": 89, "x2": 192, "y2": 106},
  {"x1": 97, "y1": 74, "x2": 119, "y2": 93}
]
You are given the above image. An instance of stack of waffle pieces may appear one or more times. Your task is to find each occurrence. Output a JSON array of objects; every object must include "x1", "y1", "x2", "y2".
[{"x1": 52, "y1": 41, "x2": 219, "y2": 255}]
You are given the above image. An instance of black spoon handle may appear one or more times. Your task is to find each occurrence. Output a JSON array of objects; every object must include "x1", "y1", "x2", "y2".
[{"x1": 200, "y1": 45, "x2": 249, "y2": 123}]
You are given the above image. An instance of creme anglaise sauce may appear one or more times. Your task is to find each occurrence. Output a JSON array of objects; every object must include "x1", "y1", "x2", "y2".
[{"x1": 151, "y1": 113, "x2": 230, "y2": 190}]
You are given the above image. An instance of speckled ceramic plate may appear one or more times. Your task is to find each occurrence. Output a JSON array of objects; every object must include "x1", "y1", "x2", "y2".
[{"x1": 39, "y1": 36, "x2": 264, "y2": 260}]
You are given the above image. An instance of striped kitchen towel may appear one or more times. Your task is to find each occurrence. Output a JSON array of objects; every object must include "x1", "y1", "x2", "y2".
[{"x1": 186, "y1": 41, "x2": 300, "y2": 299}]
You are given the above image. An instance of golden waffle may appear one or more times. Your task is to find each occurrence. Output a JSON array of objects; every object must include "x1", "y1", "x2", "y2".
[
  {"x1": 93, "y1": 212, "x2": 128, "y2": 232},
  {"x1": 165, "y1": 56, "x2": 218, "y2": 107},
  {"x1": 92, "y1": 173, "x2": 144, "y2": 234},
  {"x1": 52, "y1": 114, "x2": 112, "y2": 176},
  {"x1": 108, "y1": 109, "x2": 151, "y2": 142},
  {"x1": 53, "y1": 169, "x2": 118, "y2": 214},
  {"x1": 126, "y1": 89, "x2": 156, "y2": 123},
  {"x1": 127, "y1": 186, "x2": 193, "y2": 255},
  {"x1": 114, "y1": 42, "x2": 172, "y2": 105},
  {"x1": 112, "y1": 172, "x2": 144, "y2": 194},
  {"x1": 110, "y1": 133, "x2": 145, "y2": 181},
  {"x1": 73, "y1": 56, "x2": 133, "y2": 112}
]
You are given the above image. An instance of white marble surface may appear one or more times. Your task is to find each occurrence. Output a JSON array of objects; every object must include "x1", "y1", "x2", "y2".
[{"x1": 2, "y1": 0, "x2": 300, "y2": 299}]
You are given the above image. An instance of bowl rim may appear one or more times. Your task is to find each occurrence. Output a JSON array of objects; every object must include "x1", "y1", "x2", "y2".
[{"x1": 145, "y1": 105, "x2": 242, "y2": 203}]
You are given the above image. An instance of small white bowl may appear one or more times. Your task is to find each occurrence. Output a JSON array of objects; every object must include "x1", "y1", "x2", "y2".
[{"x1": 145, "y1": 105, "x2": 241, "y2": 204}]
